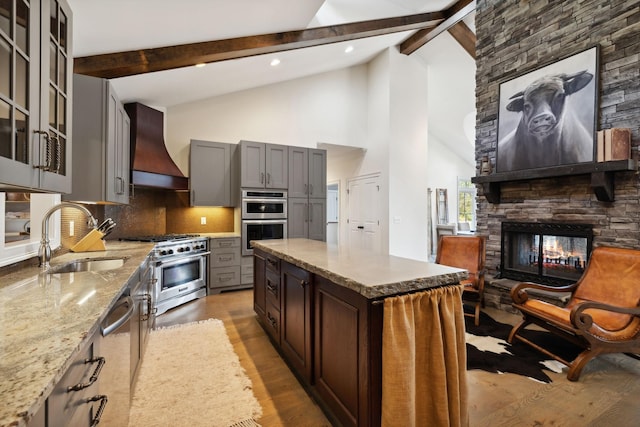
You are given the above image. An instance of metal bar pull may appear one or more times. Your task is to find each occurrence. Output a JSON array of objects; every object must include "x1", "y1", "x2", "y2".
[
  {"x1": 87, "y1": 395, "x2": 108, "y2": 426},
  {"x1": 33, "y1": 130, "x2": 52, "y2": 171},
  {"x1": 67, "y1": 357, "x2": 106, "y2": 392}
]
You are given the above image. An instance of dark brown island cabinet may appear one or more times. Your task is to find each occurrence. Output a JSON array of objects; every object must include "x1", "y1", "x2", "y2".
[{"x1": 253, "y1": 248, "x2": 383, "y2": 426}]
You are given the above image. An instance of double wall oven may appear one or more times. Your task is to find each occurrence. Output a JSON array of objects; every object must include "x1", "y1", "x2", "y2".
[
  {"x1": 121, "y1": 234, "x2": 209, "y2": 315},
  {"x1": 241, "y1": 189, "x2": 287, "y2": 256}
]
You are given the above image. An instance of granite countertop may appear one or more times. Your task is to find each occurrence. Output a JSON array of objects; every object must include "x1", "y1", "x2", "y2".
[
  {"x1": 0, "y1": 241, "x2": 155, "y2": 427},
  {"x1": 200, "y1": 232, "x2": 240, "y2": 238},
  {"x1": 252, "y1": 238, "x2": 467, "y2": 299}
]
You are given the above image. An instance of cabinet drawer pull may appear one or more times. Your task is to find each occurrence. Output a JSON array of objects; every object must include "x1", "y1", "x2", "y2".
[
  {"x1": 219, "y1": 241, "x2": 232, "y2": 247},
  {"x1": 219, "y1": 256, "x2": 233, "y2": 262},
  {"x1": 267, "y1": 258, "x2": 278, "y2": 267},
  {"x1": 261, "y1": 172, "x2": 265, "y2": 184},
  {"x1": 87, "y1": 395, "x2": 108, "y2": 426},
  {"x1": 67, "y1": 356, "x2": 106, "y2": 392},
  {"x1": 267, "y1": 312, "x2": 278, "y2": 329},
  {"x1": 267, "y1": 282, "x2": 278, "y2": 296},
  {"x1": 299, "y1": 279, "x2": 307, "y2": 287}
]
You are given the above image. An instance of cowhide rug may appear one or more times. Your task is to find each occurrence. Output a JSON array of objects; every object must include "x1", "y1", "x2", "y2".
[{"x1": 465, "y1": 311, "x2": 583, "y2": 383}]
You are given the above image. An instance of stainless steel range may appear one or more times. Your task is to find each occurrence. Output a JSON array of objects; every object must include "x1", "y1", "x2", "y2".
[{"x1": 121, "y1": 234, "x2": 210, "y2": 315}]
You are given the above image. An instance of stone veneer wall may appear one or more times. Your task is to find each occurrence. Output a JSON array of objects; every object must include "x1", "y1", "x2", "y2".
[{"x1": 474, "y1": 0, "x2": 640, "y2": 288}]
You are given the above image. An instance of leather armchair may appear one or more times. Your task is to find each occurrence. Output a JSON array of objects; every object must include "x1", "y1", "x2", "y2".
[
  {"x1": 509, "y1": 246, "x2": 640, "y2": 381},
  {"x1": 436, "y1": 235, "x2": 486, "y2": 325}
]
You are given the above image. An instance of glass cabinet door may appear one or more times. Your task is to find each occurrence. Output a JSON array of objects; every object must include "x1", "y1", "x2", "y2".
[
  {"x1": 0, "y1": 0, "x2": 40, "y2": 189},
  {"x1": 38, "y1": 0, "x2": 71, "y2": 193},
  {"x1": 0, "y1": 0, "x2": 71, "y2": 192}
]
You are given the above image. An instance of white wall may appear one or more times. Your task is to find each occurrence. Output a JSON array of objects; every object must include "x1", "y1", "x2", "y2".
[
  {"x1": 166, "y1": 66, "x2": 369, "y2": 175},
  {"x1": 426, "y1": 133, "x2": 475, "y2": 251},
  {"x1": 161, "y1": 47, "x2": 473, "y2": 261},
  {"x1": 388, "y1": 48, "x2": 430, "y2": 261}
]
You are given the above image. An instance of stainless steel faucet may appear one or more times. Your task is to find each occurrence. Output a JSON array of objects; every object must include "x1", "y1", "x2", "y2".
[{"x1": 39, "y1": 202, "x2": 98, "y2": 269}]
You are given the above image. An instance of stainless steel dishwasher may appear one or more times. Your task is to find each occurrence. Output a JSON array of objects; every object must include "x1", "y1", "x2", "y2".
[{"x1": 97, "y1": 290, "x2": 134, "y2": 426}]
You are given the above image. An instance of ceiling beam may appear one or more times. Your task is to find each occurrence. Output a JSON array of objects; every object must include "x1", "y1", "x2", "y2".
[
  {"x1": 74, "y1": 12, "x2": 446, "y2": 79},
  {"x1": 447, "y1": 21, "x2": 476, "y2": 59},
  {"x1": 398, "y1": 0, "x2": 475, "y2": 55}
]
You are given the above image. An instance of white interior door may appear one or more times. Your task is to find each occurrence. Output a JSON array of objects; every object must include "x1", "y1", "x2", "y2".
[{"x1": 347, "y1": 174, "x2": 381, "y2": 253}]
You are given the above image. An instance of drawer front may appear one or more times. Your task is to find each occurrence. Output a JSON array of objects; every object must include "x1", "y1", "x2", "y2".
[
  {"x1": 210, "y1": 237, "x2": 240, "y2": 249},
  {"x1": 211, "y1": 246, "x2": 241, "y2": 268},
  {"x1": 265, "y1": 254, "x2": 280, "y2": 274},
  {"x1": 210, "y1": 266, "x2": 241, "y2": 288},
  {"x1": 265, "y1": 303, "x2": 281, "y2": 344},
  {"x1": 48, "y1": 340, "x2": 102, "y2": 426},
  {"x1": 266, "y1": 270, "x2": 281, "y2": 306}
]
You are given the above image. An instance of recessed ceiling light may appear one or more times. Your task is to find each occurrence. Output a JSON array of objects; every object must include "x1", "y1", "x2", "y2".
[
  {"x1": 195, "y1": 63, "x2": 206, "y2": 68},
  {"x1": 270, "y1": 58, "x2": 281, "y2": 67},
  {"x1": 345, "y1": 45, "x2": 354, "y2": 53}
]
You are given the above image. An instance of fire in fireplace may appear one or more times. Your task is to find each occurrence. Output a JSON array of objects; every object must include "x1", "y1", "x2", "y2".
[{"x1": 500, "y1": 222, "x2": 593, "y2": 286}]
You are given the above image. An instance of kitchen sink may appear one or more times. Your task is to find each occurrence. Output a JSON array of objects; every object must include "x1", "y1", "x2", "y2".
[{"x1": 46, "y1": 257, "x2": 127, "y2": 274}]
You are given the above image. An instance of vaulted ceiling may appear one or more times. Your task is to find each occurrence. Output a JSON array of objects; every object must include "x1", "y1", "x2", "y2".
[
  {"x1": 68, "y1": 0, "x2": 475, "y2": 108},
  {"x1": 68, "y1": 0, "x2": 476, "y2": 164}
]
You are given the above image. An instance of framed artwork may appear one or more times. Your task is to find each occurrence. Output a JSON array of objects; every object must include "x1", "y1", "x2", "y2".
[{"x1": 496, "y1": 46, "x2": 599, "y2": 172}]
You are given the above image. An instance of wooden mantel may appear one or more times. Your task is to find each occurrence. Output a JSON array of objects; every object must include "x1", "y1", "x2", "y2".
[{"x1": 471, "y1": 159, "x2": 638, "y2": 203}]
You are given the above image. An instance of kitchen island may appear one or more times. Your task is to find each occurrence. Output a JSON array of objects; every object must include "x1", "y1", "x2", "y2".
[
  {"x1": 251, "y1": 238, "x2": 467, "y2": 427},
  {"x1": 0, "y1": 242, "x2": 154, "y2": 427}
]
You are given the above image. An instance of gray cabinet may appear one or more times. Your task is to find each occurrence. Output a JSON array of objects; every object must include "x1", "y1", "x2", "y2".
[
  {"x1": 190, "y1": 140, "x2": 238, "y2": 207},
  {"x1": 288, "y1": 197, "x2": 326, "y2": 241},
  {"x1": 209, "y1": 236, "x2": 250, "y2": 293},
  {"x1": 288, "y1": 147, "x2": 327, "y2": 241},
  {"x1": 288, "y1": 147, "x2": 326, "y2": 199},
  {"x1": 0, "y1": 0, "x2": 73, "y2": 193},
  {"x1": 64, "y1": 74, "x2": 130, "y2": 204},
  {"x1": 240, "y1": 140, "x2": 288, "y2": 189}
]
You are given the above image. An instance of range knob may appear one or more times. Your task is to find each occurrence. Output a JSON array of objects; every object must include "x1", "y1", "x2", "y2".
[
  {"x1": 177, "y1": 247, "x2": 184, "y2": 253},
  {"x1": 185, "y1": 246, "x2": 191, "y2": 252},
  {"x1": 160, "y1": 250, "x2": 168, "y2": 256},
  {"x1": 168, "y1": 249, "x2": 174, "y2": 255}
]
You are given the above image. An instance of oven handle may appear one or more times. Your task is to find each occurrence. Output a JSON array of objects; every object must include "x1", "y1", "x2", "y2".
[
  {"x1": 154, "y1": 251, "x2": 211, "y2": 267},
  {"x1": 242, "y1": 198, "x2": 287, "y2": 203}
]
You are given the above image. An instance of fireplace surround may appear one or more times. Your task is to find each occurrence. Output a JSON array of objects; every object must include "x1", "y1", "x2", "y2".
[{"x1": 500, "y1": 222, "x2": 593, "y2": 287}]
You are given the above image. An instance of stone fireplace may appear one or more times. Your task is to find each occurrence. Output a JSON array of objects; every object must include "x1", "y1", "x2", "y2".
[
  {"x1": 500, "y1": 222, "x2": 593, "y2": 287},
  {"x1": 473, "y1": 0, "x2": 640, "y2": 311}
]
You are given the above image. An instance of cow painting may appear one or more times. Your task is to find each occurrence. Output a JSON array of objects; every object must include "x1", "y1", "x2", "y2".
[{"x1": 497, "y1": 70, "x2": 594, "y2": 172}]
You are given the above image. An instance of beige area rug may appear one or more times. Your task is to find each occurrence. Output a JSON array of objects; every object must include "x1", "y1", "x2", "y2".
[{"x1": 128, "y1": 319, "x2": 262, "y2": 427}]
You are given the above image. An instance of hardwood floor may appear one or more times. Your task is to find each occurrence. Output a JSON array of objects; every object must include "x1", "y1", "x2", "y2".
[{"x1": 154, "y1": 290, "x2": 640, "y2": 427}]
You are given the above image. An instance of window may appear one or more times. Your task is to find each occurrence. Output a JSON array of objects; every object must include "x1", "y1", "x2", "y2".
[{"x1": 457, "y1": 178, "x2": 476, "y2": 230}]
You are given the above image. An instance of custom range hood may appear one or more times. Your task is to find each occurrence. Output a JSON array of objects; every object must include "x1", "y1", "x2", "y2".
[{"x1": 124, "y1": 102, "x2": 188, "y2": 190}]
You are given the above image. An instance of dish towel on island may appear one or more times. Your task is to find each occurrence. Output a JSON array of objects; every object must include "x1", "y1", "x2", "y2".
[{"x1": 381, "y1": 285, "x2": 468, "y2": 427}]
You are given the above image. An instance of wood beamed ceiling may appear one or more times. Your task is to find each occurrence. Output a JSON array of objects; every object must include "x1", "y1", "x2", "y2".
[{"x1": 73, "y1": 0, "x2": 476, "y2": 79}]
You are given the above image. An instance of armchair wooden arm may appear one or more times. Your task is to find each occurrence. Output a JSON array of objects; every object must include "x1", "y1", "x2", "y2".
[
  {"x1": 570, "y1": 302, "x2": 640, "y2": 338},
  {"x1": 510, "y1": 281, "x2": 579, "y2": 304}
]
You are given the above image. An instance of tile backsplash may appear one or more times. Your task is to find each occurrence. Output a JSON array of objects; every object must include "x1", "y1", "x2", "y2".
[{"x1": 61, "y1": 188, "x2": 235, "y2": 246}]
